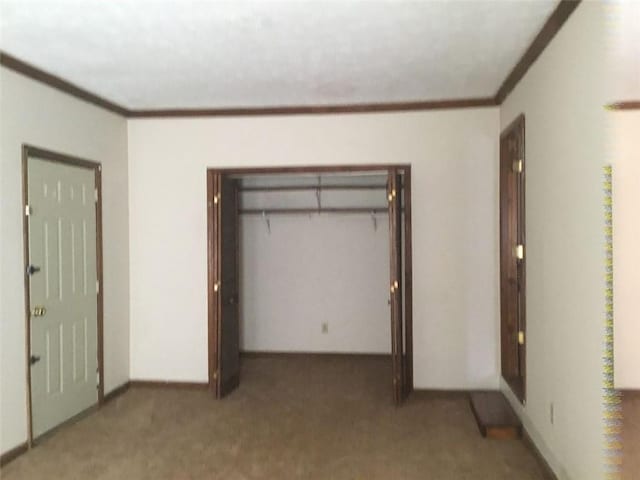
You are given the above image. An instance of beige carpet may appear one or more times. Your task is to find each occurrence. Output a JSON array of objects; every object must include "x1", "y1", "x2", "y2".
[{"x1": 2, "y1": 356, "x2": 548, "y2": 479}]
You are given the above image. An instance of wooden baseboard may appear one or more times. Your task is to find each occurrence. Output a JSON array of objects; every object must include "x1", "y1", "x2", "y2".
[
  {"x1": 0, "y1": 442, "x2": 28, "y2": 468},
  {"x1": 103, "y1": 382, "x2": 130, "y2": 403},
  {"x1": 522, "y1": 429, "x2": 558, "y2": 480},
  {"x1": 129, "y1": 380, "x2": 209, "y2": 390}
]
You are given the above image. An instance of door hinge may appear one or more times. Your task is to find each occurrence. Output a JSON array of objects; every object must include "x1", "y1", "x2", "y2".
[
  {"x1": 97, "y1": 370, "x2": 100, "y2": 387},
  {"x1": 514, "y1": 244, "x2": 524, "y2": 260},
  {"x1": 213, "y1": 193, "x2": 220, "y2": 205},
  {"x1": 214, "y1": 281, "x2": 220, "y2": 292},
  {"x1": 96, "y1": 280, "x2": 100, "y2": 294},
  {"x1": 513, "y1": 159, "x2": 523, "y2": 173},
  {"x1": 25, "y1": 205, "x2": 32, "y2": 216},
  {"x1": 94, "y1": 188, "x2": 98, "y2": 203},
  {"x1": 518, "y1": 331, "x2": 525, "y2": 345}
]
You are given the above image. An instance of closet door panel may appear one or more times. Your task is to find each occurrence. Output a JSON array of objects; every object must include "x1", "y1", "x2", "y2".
[
  {"x1": 213, "y1": 174, "x2": 241, "y2": 397},
  {"x1": 388, "y1": 169, "x2": 405, "y2": 404}
]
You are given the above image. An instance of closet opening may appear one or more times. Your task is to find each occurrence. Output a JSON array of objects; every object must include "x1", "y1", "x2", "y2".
[{"x1": 206, "y1": 165, "x2": 412, "y2": 405}]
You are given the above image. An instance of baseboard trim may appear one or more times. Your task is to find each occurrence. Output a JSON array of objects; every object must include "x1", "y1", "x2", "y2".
[
  {"x1": 103, "y1": 382, "x2": 131, "y2": 403},
  {"x1": 522, "y1": 428, "x2": 558, "y2": 480},
  {"x1": 129, "y1": 380, "x2": 209, "y2": 390},
  {"x1": 240, "y1": 351, "x2": 389, "y2": 360},
  {"x1": 0, "y1": 442, "x2": 28, "y2": 468}
]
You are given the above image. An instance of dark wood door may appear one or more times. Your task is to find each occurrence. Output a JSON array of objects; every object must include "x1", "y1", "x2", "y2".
[
  {"x1": 499, "y1": 115, "x2": 526, "y2": 403},
  {"x1": 210, "y1": 173, "x2": 240, "y2": 398},
  {"x1": 388, "y1": 168, "x2": 408, "y2": 404}
]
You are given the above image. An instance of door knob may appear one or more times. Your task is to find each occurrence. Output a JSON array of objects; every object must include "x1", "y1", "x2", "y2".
[
  {"x1": 26, "y1": 264, "x2": 41, "y2": 275},
  {"x1": 31, "y1": 306, "x2": 46, "y2": 317},
  {"x1": 30, "y1": 355, "x2": 41, "y2": 365}
]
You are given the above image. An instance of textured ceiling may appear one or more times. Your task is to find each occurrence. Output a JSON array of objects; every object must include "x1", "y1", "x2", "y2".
[{"x1": 0, "y1": 0, "x2": 558, "y2": 109}]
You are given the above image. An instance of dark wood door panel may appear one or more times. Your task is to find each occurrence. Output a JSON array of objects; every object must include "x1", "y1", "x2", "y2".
[{"x1": 499, "y1": 115, "x2": 526, "y2": 403}]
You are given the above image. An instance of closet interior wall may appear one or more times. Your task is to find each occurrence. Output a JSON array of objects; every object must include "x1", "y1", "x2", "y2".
[{"x1": 236, "y1": 171, "x2": 394, "y2": 355}]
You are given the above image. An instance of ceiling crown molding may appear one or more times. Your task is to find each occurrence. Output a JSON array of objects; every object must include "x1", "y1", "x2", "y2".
[
  {"x1": 0, "y1": 52, "x2": 129, "y2": 116},
  {"x1": 494, "y1": 0, "x2": 581, "y2": 104},
  {"x1": 0, "y1": 0, "x2": 581, "y2": 118}
]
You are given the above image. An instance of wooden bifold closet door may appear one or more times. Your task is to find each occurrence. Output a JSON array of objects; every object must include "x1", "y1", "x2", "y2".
[
  {"x1": 388, "y1": 168, "x2": 411, "y2": 405},
  {"x1": 209, "y1": 173, "x2": 240, "y2": 398}
]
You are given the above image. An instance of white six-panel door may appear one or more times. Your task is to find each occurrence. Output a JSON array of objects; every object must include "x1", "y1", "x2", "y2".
[{"x1": 27, "y1": 156, "x2": 99, "y2": 438}]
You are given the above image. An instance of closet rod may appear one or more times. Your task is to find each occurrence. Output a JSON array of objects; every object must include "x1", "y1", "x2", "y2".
[
  {"x1": 239, "y1": 184, "x2": 388, "y2": 192},
  {"x1": 240, "y1": 207, "x2": 390, "y2": 215}
]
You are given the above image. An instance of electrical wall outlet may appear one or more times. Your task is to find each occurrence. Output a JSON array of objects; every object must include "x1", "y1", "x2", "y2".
[{"x1": 321, "y1": 322, "x2": 329, "y2": 334}]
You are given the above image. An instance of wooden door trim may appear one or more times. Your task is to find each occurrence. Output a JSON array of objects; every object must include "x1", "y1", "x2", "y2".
[
  {"x1": 21, "y1": 144, "x2": 105, "y2": 446},
  {"x1": 403, "y1": 168, "x2": 413, "y2": 395},
  {"x1": 499, "y1": 116, "x2": 527, "y2": 403},
  {"x1": 206, "y1": 164, "x2": 413, "y2": 396}
]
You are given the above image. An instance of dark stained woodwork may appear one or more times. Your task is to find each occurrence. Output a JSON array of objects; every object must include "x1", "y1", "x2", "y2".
[
  {"x1": 402, "y1": 168, "x2": 414, "y2": 396},
  {"x1": 494, "y1": 0, "x2": 581, "y2": 104},
  {"x1": 3, "y1": 0, "x2": 579, "y2": 119},
  {"x1": 128, "y1": 98, "x2": 497, "y2": 117},
  {"x1": 103, "y1": 382, "x2": 130, "y2": 403},
  {"x1": 207, "y1": 172, "x2": 217, "y2": 391},
  {"x1": 207, "y1": 164, "x2": 414, "y2": 404},
  {"x1": 208, "y1": 173, "x2": 241, "y2": 398},
  {"x1": 388, "y1": 169, "x2": 405, "y2": 404},
  {"x1": 0, "y1": 442, "x2": 28, "y2": 468},
  {"x1": 1, "y1": 51, "x2": 129, "y2": 116},
  {"x1": 215, "y1": 164, "x2": 407, "y2": 175},
  {"x1": 469, "y1": 391, "x2": 522, "y2": 439},
  {"x1": 499, "y1": 116, "x2": 526, "y2": 403},
  {"x1": 608, "y1": 101, "x2": 640, "y2": 111},
  {"x1": 21, "y1": 145, "x2": 105, "y2": 446}
]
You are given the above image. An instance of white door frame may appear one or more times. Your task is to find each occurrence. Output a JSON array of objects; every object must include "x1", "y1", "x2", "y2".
[{"x1": 21, "y1": 144, "x2": 104, "y2": 446}]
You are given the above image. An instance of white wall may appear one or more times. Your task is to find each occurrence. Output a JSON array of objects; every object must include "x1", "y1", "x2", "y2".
[
  {"x1": 500, "y1": 3, "x2": 607, "y2": 480},
  {"x1": 240, "y1": 213, "x2": 391, "y2": 353},
  {"x1": 610, "y1": 0, "x2": 640, "y2": 392},
  {"x1": 0, "y1": 67, "x2": 130, "y2": 454},
  {"x1": 127, "y1": 108, "x2": 501, "y2": 390},
  {"x1": 613, "y1": 111, "x2": 640, "y2": 389}
]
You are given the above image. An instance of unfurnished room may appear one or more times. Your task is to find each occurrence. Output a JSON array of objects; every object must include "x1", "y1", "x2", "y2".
[{"x1": 0, "y1": 1, "x2": 639, "y2": 479}]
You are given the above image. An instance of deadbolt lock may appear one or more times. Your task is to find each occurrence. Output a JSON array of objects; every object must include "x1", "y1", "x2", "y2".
[{"x1": 31, "y1": 306, "x2": 46, "y2": 317}]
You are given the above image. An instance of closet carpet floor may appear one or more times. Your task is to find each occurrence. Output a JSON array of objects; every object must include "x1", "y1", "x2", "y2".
[{"x1": 2, "y1": 356, "x2": 548, "y2": 480}]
